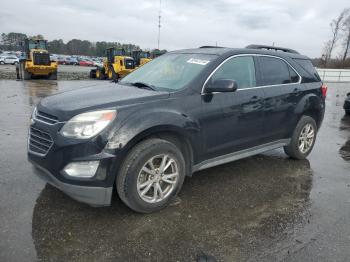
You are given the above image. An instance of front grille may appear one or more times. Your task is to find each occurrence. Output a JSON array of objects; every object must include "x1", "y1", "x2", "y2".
[
  {"x1": 33, "y1": 52, "x2": 50, "y2": 66},
  {"x1": 124, "y1": 59, "x2": 135, "y2": 69},
  {"x1": 29, "y1": 127, "x2": 53, "y2": 155},
  {"x1": 35, "y1": 110, "x2": 58, "y2": 125}
]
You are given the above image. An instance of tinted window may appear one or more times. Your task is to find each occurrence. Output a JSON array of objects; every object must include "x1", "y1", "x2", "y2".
[
  {"x1": 210, "y1": 56, "x2": 256, "y2": 89},
  {"x1": 294, "y1": 59, "x2": 321, "y2": 82},
  {"x1": 259, "y1": 57, "x2": 292, "y2": 85},
  {"x1": 289, "y1": 67, "x2": 300, "y2": 83}
]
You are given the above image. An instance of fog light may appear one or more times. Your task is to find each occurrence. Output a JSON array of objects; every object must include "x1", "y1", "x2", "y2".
[{"x1": 63, "y1": 161, "x2": 99, "y2": 178}]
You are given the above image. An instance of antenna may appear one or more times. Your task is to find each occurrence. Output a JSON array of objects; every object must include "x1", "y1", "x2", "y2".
[{"x1": 157, "y1": 0, "x2": 162, "y2": 50}]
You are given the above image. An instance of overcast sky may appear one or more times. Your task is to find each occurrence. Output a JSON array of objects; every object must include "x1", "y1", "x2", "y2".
[{"x1": 0, "y1": 0, "x2": 349, "y2": 57}]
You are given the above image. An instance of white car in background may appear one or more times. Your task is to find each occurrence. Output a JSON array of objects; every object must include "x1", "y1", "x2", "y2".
[{"x1": 0, "y1": 56, "x2": 19, "y2": 65}]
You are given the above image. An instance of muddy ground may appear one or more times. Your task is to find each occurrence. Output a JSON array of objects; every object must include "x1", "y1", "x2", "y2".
[
  {"x1": 0, "y1": 80, "x2": 350, "y2": 262},
  {"x1": 0, "y1": 64, "x2": 92, "y2": 80}
]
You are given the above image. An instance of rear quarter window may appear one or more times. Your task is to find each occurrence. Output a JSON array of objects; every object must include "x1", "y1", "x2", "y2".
[{"x1": 293, "y1": 59, "x2": 321, "y2": 83}]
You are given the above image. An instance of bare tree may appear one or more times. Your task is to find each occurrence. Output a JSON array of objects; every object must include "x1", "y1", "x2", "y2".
[
  {"x1": 341, "y1": 12, "x2": 350, "y2": 62},
  {"x1": 323, "y1": 8, "x2": 349, "y2": 65}
]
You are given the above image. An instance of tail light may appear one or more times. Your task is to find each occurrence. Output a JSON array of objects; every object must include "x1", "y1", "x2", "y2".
[{"x1": 321, "y1": 84, "x2": 327, "y2": 98}]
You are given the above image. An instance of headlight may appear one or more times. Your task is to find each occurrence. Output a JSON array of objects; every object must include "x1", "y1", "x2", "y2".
[{"x1": 60, "y1": 110, "x2": 116, "y2": 139}]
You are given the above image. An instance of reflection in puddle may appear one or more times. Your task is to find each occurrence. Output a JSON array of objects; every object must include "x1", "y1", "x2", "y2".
[
  {"x1": 25, "y1": 80, "x2": 58, "y2": 106},
  {"x1": 32, "y1": 154, "x2": 312, "y2": 261}
]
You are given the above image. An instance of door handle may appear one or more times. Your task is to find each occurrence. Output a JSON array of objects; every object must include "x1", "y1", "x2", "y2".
[
  {"x1": 249, "y1": 96, "x2": 259, "y2": 102},
  {"x1": 292, "y1": 88, "x2": 299, "y2": 93}
]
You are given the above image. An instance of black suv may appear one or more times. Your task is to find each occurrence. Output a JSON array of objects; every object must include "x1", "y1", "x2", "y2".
[{"x1": 28, "y1": 45, "x2": 326, "y2": 213}]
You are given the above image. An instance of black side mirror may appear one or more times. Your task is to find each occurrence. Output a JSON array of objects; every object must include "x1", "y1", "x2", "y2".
[{"x1": 204, "y1": 79, "x2": 238, "y2": 93}]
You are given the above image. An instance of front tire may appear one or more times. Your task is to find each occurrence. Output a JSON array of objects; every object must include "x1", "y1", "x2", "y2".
[
  {"x1": 48, "y1": 71, "x2": 57, "y2": 80},
  {"x1": 284, "y1": 116, "x2": 317, "y2": 159},
  {"x1": 117, "y1": 138, "x2": 186, "y2": 213},
  {"x1": 20, "y1": 63, "x2": 31, "y2": 80},
  {"x1": 96, "y1": 68, "x2": 105, "y2": 80}
]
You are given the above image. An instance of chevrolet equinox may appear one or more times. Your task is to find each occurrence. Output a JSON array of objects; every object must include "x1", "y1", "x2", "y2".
[{"x1": 28, "y1": 45, "x2": 326, "y2": 213}]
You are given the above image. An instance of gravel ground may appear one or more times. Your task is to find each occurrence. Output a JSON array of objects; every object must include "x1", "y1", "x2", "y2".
[{"x1": 0, "y1": 64, "x2": 93, "y2": 80}]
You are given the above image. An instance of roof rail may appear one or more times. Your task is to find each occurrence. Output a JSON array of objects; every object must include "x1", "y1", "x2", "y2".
[
  {"x1": 199, "y1": 46, "x2": 223, "y2": 48},
  {"x1": 246, "y1": 44, "x2": 299, "y2": 54}
]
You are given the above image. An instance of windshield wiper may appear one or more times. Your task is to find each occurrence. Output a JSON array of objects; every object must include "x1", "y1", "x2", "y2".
[{"x1": 129, "y1": 82, "x2": 156, "y2": 91}]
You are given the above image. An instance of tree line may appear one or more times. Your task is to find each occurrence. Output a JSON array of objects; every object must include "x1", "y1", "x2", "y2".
[
  {"x1": 320, "y1": 8, "x2": 350, "y2": 68},
  {"x1": 0, "y1": 32, "x2": 166, "y2": 57}
]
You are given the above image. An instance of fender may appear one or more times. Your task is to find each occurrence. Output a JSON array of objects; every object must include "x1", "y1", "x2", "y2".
[
  {"x1": 104, "y1": 109, "x2": 201, "y2": 183},
  {"x1": 106, "y1": 108, "x2": 201, "y2": 153},
  {"x1": 293, "y1": 92, "x2": 324, "y2": 128}
]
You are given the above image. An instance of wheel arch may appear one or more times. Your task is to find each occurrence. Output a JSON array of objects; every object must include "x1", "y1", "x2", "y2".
[
  {"x1": 294, "y1": 93, "x2": 324, "y2": 129},
  {"x1": 120, "y1": 125, "x2": 195, "y2": 177}
]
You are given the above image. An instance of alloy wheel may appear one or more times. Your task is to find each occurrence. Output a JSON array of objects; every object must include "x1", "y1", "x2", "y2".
[
  {"x1": 298, "y1": 123, "x2": 315, "y2": 154},
  {"x1": 137, "y1": 154, "x2": 179, "y2": 203}
]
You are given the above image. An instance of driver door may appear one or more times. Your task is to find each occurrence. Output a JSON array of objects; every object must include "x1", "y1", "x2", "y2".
[{"x1": 199, "y1": 56, "x2": 265, "y2": 161}]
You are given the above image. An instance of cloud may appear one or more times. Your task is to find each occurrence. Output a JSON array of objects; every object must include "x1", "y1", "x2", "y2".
[{"x1": 0, "y1": 0, "x2": 349, "y2": 57}]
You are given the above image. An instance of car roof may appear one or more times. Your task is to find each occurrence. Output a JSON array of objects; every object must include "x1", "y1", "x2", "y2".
[{"x1": 171, "y1": 47, "x2": 309, "y2": 60}]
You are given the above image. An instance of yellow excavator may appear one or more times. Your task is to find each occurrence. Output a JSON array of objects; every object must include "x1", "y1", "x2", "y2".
[
  {"x1": 90, "y1": 48, "x2": 136, "y2": 81},
  {"x1": 16, "y1": 38, "x2": 58, "y2": 80}
]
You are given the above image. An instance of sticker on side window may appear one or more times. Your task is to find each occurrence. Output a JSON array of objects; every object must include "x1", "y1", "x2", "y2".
[{"x1": 187, "y1": 58, "x2": 210, "y2": 65}]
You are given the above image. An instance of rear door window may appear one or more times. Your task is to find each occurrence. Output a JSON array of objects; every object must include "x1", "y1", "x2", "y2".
[{"x1": 259, "y1": 56, "x2": 295, "y2": 85}]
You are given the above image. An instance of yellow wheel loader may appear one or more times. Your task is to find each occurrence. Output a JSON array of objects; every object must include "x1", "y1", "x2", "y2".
[
  {"x1": 131, "y1": 50, "x2": 152, "y2": 67},
  {"x1": 90, "y1": 48, "x2": 135, "y2": 81},
  {"x1": 16, "y1": 38, "x2": 58, "y2": 80}
]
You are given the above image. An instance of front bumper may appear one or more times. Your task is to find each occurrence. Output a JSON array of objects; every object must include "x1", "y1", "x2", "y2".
[{"x1": 31, "y1": 160, "x2": 113, "y2": 206}]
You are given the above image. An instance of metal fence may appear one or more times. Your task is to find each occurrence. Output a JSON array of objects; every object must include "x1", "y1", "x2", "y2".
[{"x1": 316, "y1": 68, "x2": 350, "y2": 82}]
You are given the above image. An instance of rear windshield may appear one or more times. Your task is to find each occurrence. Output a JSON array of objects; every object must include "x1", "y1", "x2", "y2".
[{"x1": 294, "y1": 59, "x2": 321, "y2": 82}]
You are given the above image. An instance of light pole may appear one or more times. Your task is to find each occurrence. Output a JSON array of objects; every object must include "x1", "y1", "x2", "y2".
[{"x1": 157, "y1": 0, "x2": 162, "y2": 50}]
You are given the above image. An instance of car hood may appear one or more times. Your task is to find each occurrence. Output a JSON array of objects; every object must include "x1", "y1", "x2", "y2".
[{"x1": 38, "y1": 82, "x2": 170, "y2": 120}]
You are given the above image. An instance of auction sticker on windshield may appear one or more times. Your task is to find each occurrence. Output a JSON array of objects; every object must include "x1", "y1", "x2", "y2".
[{"x1": 187, "y1": 58, "x2": 210, "y2": 65}]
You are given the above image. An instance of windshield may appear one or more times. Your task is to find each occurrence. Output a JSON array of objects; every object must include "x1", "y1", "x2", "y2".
[
  {"x1": 28, "y1": 41, "x2": 47, "y2": 50},
  {"x1": 120, "y1": 53, "x2": 217, "y2": 91}
]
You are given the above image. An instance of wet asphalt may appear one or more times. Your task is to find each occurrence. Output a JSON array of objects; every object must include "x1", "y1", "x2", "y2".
[{"x1": 0, "y1": 80, "x2": 350, "y2": 262}]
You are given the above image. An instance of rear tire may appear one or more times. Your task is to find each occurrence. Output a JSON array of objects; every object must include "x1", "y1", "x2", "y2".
[
  {"x1": 284, "y1": 116, "x2": 317, "y2": 159},
  {"x1": 111, "y1": 68, "x2": 119, "y2": 82},
  {"x1": 117, "y1": 138, "x2": 186, "y2": 213}
]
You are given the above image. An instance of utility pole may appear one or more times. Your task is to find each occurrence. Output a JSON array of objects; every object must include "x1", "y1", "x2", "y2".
[{"x1": 157, "y1": 0, "x2": 162, "y2": 50}]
